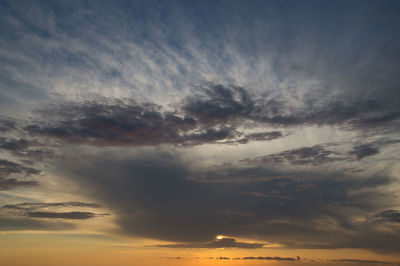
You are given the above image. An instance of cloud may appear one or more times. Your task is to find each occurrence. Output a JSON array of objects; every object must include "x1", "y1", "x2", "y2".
[
  {"x1": 1, "y1": 201, "x2": 106, "y2": 220},
  {"x1": 375, "y1": 210, "x2": 400, "y2": 223},
  {"x1": 0, "y1": 217, "x2": 75, "y2": 231},
  {"x1": 242, "y1": 256, "x2": 300, "y2": 261},
  {"x1": 1, "y1": 0, "x2": 399, "y2": 259},
  {"x1": 348, "y1": 139, "x2": 400, "y2": 160},
  {"x1": 242, "y1": 145, "x2": 347, "y2": 166},
  {"x1": 0, "y1": 118, "x2": 16, "y2": 132},
  {"x1": 182, "y1": 83, "x2": 400, "y2": 129},
  {"x1": 205, "y1": 256, "x2": 301, "y2": 261},
  {"x1": 0, "y1": 159, "x2": 40, "y2": 176},
  {"x1": 23, "y1": 83, "x2": 400, "y2": 150},
  {"x1": 349, "y1": 144, "x2": 380, "y2": 160},
  {"x1": 331, "y1": 259, "x2": 396, "y2": 265},
  {"x1": 2, "y1": 201, "x2": 102, "y2": 211},
  {"x1": 0, "y1": 178, "x2": 38, "y2": 190},
  {"x1": 53, "y1": 149, "x2": 400, "y2": 253},
  {"x1": 13, "y1": 148, "x2": 55, "y2": 162},
  {"x1": 26, "y1": 211, "x2": 106, "y2": 220},
  {"x1": 157, "y1": 237, "x2": 263, "y2": 249},
  {"x1": 0, "y1": 159, "x2": 40, "y2": 190},
  {"x1": 182, "y1": 84, "x2": 254, "y2": 125},
  {"x1": 0, "y1": 137, "x2": 32, "y2": 151},
  {"x1": 244, "y1": 131, "x2": 284, "y2": 141},
  {"x1": 0, "y1": 137, "x2": 54, "y2": 160},
  {"x1": 25, "y1": 96, "x2": 286, "y2": 147}
]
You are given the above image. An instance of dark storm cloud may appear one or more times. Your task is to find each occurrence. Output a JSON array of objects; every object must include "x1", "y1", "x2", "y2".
[
  {"x1": 0, "y1": 159, "x2": 40, "y2": 190},
  {"x1": 26, "y1": 100, "x2": 208, "y2": 146},
  {"x1": 25, "y1": 96, "x2": 286, "y2": 146},
  {"x1": 242, "y1": 145, "x2": 347, "y2": 166},
  {"x1": 55, "y1": 151, "x2": 400, "y2": 253},
  {"x1": 26, "y1": 211, "x2": 106, "y2": 220},
  {"x1": 157, "y1": 237, "x2": 263, "y2": 249}
]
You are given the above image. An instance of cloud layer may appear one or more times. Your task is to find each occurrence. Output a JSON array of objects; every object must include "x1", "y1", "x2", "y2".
[{"x1": 1, "y1": 1, "x2": 400, "y2": 263}]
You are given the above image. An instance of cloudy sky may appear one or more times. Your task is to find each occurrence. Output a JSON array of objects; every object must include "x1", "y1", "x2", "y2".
[{"x1": 1, "y1": 0, "x2": 400, "y2": 265}]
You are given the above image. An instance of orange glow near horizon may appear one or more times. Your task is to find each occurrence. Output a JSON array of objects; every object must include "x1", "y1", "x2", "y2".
[{"x1": 1, "y1": 232, "x2": 400, "y2": 266}]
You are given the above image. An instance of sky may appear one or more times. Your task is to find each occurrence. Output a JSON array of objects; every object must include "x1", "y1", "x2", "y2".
[{"x1": 1, "y1": 0, "x2": 400, "y2": 265}]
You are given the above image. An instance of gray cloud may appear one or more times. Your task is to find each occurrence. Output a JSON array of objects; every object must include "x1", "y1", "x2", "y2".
[
  {"x1": 1, "y1": 0, "x2": 400, "y2": 259},
  {"x1": 13, "y1": 148, "x2": 55, "y2": 162},
  {"x1": 0, "y1": 137, "x2": 32, "y2": 151},
  {"x1": 0, "y1": 137, "x2": 55, "y2": 162},
  {"x1": 0, "y1": 178, "x2": 38, "y2": 190},
  {"x1": 26, "y1": 211, "x2": 106, "y2": 220},
  {"x1": 242, "y1": 145, "x2": 347, "y2": 166},
  {"x1": 244, "y1": 131, "x2": 284, "y2": 141},
  {"x1": 54, "y1": 150, "x2": 400, "y2": 253},
  {"x1": 348, "y1": 139, "x2": 400, "y2": 160},
  {"x1": 23, "y1": 82, "x2": 400, "y2": 150},
  {"x1": 182, "y1": 84, "x2": 254, "y2": 125},
  {"x1": 204, "y1": 256, "x2": 301, "y2": 261},
  {"x1": 0, "y1": 159, "x2": 40, "y2": 190},
  {"x1": 331, "y1": 259, "x2": 396, "y2": 265},
  {"x1": 349, "y1": 144, "x2": 380, "y2": 160},
  {"x1": 0, "y1": 217, "x2": 75, "y2": 231},
  {"x1": 375, "y1": 210, "x2": 400, "y2": 223},
  {"x1": 0, "y1": 118, "x2": 15, "y2": 132},
  {"x1": 157, "y1": 237, "x2": 263, "y2": 249},
  {"x1": 1, "y1": 201, "x2": 106, "y2": 220},
  {"x1": 183, "y1": 83, "x2": 400, "y2": 129},
  {"x1": 25, "y1": 95, "x2": 286, "y2": 147},
  {"x1": 2, "y1": 201, "x2": 103, "y2": 211},
  {"x1": 0, "y1": 159, "x2": 40, "y2": 176},
  {"x1": 242, "y1": 256, "x2": 300, "y2": 261}
]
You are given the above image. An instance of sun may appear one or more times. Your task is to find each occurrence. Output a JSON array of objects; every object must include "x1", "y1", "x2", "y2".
[{"x1": 216, "y1": 235, "x2": 224, "y2": 240}]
